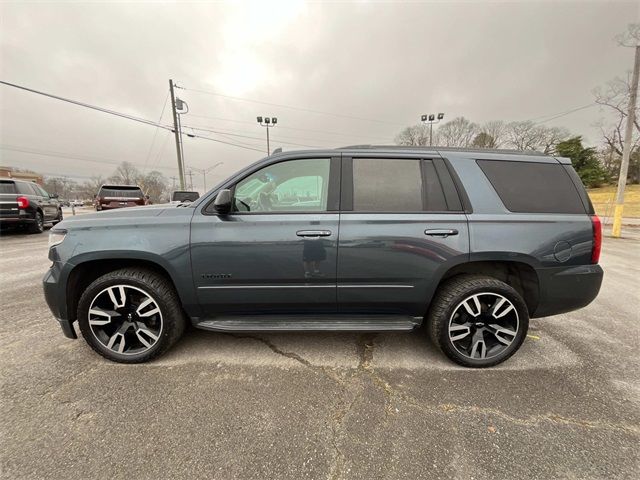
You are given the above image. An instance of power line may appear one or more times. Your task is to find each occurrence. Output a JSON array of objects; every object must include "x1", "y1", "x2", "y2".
[
  {"x1": 1, "y1": 144, "x2": 178, "y2": 171},
  {"x1": 0, "y1": 80, "x2": 273, "y2": 153},
  {"x1": 183, "y1": 86, "x2": 406, "y2": 126},
  {"x1": 529, "y1": 104, "x2": 597, "y2": 124},
  {"x1": 142, "y1": 89, "x2": 170, "y2": 173},
  {"x1": 183, "y1": 124, "x2": 321, "y2": 148},
  {"x1": 187, "y1": 113, "x2": 396, "y2": 141}
]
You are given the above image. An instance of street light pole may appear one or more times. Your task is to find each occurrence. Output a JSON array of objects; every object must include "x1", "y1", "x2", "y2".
[
  {"x1": 421, "y1": 113, "x2": 445, "y2": 146},
  {"x1": 257, "y1": 116, "x2": 277, "y2": 154}
]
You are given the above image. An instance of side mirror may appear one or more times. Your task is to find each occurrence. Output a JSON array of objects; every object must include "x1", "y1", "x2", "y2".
[
  {"x1": 50, "y1": 193, "x2": 59, "y2": 199},
  {"x1": 214, "y1": 189, "x2": 232, "y2": 214}
]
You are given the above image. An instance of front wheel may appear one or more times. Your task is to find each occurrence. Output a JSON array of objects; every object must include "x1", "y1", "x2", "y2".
[
  {"x1": 427, "y1": 275, "x2": 529, "y2": 368},
  {"x1": 77, "y1": 268, "x2": 186, "y2": 363}
]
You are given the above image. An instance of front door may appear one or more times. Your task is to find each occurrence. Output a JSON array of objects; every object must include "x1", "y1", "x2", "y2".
[{"x1": 191, "y1": 156, "x2": 341, "y2": 316}]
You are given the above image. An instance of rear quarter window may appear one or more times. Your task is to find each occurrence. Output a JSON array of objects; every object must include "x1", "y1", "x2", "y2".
[{"x1": 477, "y1": 159, "x2": 586, "y2": 214}]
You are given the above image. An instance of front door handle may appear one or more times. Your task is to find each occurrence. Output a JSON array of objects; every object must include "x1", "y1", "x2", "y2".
[
  {"x1": 296, "y1": 230, "x2": 332, "y2": 237},
  {"x1": 424, "y1": 228, "x2": 459, "y2": 238}
]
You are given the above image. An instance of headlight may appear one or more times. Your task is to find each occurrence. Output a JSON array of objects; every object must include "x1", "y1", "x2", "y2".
[{"x1": 48, "y1": 230, "x2": 67, "y2": 248}]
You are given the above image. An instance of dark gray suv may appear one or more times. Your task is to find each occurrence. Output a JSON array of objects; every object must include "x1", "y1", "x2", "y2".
[{"x1": 43, "y1": 147, "x2": 603, "y2": 367}]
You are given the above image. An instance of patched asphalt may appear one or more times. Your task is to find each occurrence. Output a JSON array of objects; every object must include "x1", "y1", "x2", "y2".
[{"x1": 1, "y1": 223, "x2": 638, "y2": 479}]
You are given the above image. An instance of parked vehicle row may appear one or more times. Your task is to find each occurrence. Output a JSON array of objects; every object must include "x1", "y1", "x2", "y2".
[
  {"x1": 0, "y1": 178, "x2": 63, "y2": 233},
  {"x1": 43, "y1": 146, "x2": 603, "y2": 367}
]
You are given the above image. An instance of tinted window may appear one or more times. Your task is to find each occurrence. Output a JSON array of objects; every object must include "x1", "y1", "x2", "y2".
[
  {"x1": 172, "y1": 191, "x2": 200, "y2": 202},
  {"x1": 37, "y1": 186, "x2": 49, "y2": 197},
  {"x1": 423, "y1": 160, "x2": 448, "y2": 211},
  {"x1": 233, "y1": 158, "x2": 330, "y2": 213},
  {"x1": 351, "y1": 158, "x2": 447, "y2": 212},
  {"x1": 99, "y1": 186, "x2": 144, "y2": 198},
  {"x1": 477, "y1": 160, "x2": 586, "y2": 214},
  {"x1": 0, "y1": 181, "x2": 16, "y2": 193}
]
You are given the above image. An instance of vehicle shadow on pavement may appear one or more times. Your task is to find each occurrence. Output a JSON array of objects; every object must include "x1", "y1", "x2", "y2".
[{"x1": 155, "y1": 322, "x2": 579, "y2": 371}]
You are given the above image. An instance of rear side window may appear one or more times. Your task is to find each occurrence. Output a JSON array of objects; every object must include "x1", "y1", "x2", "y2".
[
  {"x1": 99, "y1": 186, "x2": 144, "y2": 198},
  {"x1": 477, "y1": 159, "x2": 586, "y2": 214},
  {"x1": 0, "y1": 181, "x2": 16, "y2": 193},
  {"x1": 351, "y1": 158, "x2": 448, "y2": 212}
]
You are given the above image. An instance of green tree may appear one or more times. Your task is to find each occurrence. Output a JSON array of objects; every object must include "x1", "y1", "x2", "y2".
[{"x1": 555, "y1": 136, "x2": 608, "y2": 188}]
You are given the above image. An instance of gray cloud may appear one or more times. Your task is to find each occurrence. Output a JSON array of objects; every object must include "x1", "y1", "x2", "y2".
[{"x1": 1, "y1": 0, "x2": 638, "y2": 192}]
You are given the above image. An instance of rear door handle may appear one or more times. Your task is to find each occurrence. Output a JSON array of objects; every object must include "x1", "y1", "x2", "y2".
[
  {"x1": 296, "y1": 230, "x2": 332, "y2": 237},
  {"x1": 424, "y1": 228, "x2": 458, "y2": 238}
]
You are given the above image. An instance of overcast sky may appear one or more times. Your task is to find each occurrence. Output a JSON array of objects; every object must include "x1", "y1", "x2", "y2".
[{"x1": 1, "y1": 0, "x2": 638, "y2": 192}]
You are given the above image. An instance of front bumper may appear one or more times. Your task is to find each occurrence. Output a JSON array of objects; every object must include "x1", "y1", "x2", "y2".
[
  {"x1": 532, "y1": 264, "x2": 604, "y2": 318},
  {"x1": 43, "y1": 264, "x2": 77, "y2": 339}
]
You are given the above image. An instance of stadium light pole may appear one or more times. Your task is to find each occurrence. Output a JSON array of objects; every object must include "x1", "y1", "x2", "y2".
[
  {"x1": 257, "y1": 116, "x2": 277, "y2": 154},
  {"x1": 421, "y1": 113, "x2": 445, "y2": 146}
]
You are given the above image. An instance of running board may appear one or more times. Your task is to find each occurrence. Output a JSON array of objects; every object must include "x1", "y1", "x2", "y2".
[{"x1": 195, "y1": 315, "x2": 422, "y2": 332}]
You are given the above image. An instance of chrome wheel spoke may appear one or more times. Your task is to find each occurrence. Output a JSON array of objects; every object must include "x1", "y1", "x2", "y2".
[
  {"x1": 470, "y1": 330, "x2": 487, "y2": 359},
  {"x1": 88, "y1": 307, "x2": 115, "y2": 326},
  {"x1": 107, "y1": 286, "x2": 127, "y2": 308},
  {"x1": 462, "y1": 295, "x2": 482, "y2": 317},
  {"x1": 449, "y1": 323, "x2": 472, "y2": 341},
  {"x1": 489, "y1": 324, "x2": 517, "y2": 346}
]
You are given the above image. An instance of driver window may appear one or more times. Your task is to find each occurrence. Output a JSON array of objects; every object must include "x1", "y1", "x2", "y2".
[{"x1": 233, "y1": 158, "x2": 330, "y2": 213}]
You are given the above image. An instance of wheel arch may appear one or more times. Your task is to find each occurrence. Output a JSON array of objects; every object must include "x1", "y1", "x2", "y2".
[
  {"x1": 432, "y1": 260, "x2": 540, "y2": 315},
  {"x1": 65, "y1": 254, "x2": 196, "y2": 323}
]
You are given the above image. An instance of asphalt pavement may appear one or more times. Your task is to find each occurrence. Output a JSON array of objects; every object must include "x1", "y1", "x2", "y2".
[{"x1": 0, "y1": 222, "x2": 638, "y2": 479}]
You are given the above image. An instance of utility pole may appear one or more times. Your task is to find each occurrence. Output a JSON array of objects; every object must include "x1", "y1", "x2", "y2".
[
  {"x1": 186, "y1": 169, "x2": 194, "y2": 190},
  {"x1": 169, "y1": 79, "x2": 185, "y2": 189},
  {"x1": 612, "y1": 37, "x2": 640, "y2": 238},
  {"x1": 190, "y1": 162, "x2": 223, "y2": 192}
]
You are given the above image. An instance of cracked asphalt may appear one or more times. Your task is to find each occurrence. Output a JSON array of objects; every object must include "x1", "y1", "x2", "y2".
[{"x1": 1, "y1": 225, "x2": 638, "y2": 479}]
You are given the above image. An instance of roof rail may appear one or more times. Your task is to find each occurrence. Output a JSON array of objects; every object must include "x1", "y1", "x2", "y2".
[{"x1": 336, "y1": 145, "x2": 546, "y2": 156}]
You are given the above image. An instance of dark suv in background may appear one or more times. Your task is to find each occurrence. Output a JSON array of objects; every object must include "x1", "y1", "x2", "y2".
[
  {"x1": 0, "y1": 178, "x2": 62, "y2": 233},
  {"x1": 43, "y1": 147, "x2": 603, "y2": 367},
  {"x1": 95, "y1": 184, "x2": 147, "y2": 211}
]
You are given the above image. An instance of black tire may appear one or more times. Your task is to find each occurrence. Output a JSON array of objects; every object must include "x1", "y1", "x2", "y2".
[
  {"x1": 52, "y1": 208, "x2": 63, "y2": 225},
  {"x1": 28, "y1": 211, "x2": 44, "y2": 234},
  {"x1": 427, "y1": 274, "x2": 529, "y2": 368},
  {"x1": 77, "y1": 268, "x2": 187, "y2": 363}
]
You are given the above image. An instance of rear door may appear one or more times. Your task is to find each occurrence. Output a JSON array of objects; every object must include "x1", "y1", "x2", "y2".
[
  {"x1": 35, "y1": 185, "x2": 56, "y2": 220},
  {"x1": 337, "y1": 154, "x2": 470, "y2": 317}
]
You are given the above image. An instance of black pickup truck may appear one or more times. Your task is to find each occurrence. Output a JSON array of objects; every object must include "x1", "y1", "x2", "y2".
[{"x1": 0, "y1": 178, "x2": 63, "y2": 233}]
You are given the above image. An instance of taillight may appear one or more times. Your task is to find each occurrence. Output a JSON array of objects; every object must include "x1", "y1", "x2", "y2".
[
  {"x1": 591, "y1": 215, "x2": 602, "y2": 264},
  {"x1": 17, "y1": 196, "x2": 29, "y2": 209}
]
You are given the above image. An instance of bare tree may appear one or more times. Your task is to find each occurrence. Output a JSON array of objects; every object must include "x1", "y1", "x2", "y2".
[
  {"x1": 138, "y1": 170, "x2": 169, "y2": 203},
  {"x1": 435, "y1": 117, "x2": 478, "y2": 147},
  {"x1": 594, "y1": 74, "x2": 640, "y2": 156},
  {"x1": 77, "y1": 175, "x2": 105, "y2": 200},
  {"x1": 109, "y1": 161, "x2": 141, "y2": 185},
  {"x1": 504, "y1": 121, "x2": 569, "y2": 153},
  {"x1": 395, "y1": 124, "x2": 430, "y2": 146}
]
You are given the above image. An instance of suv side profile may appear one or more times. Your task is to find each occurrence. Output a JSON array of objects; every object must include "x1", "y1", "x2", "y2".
[
  {"x1": 43, "y1": 147, "x2": 603, "y2": 367},
  {"x1": 0, "y1": 178, "x2": 63, "y2": 233}
]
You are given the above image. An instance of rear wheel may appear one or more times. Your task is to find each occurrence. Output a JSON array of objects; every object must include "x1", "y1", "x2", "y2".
[
  {"x1": 28, "y1": 211, "x2": 44, "y2": 234},
  {"x1": 77, "y1": 268, "x2": 186, "y2": 363},
  {"x1": 427, "y1": 275, "x2": 529, "y2": 368}
]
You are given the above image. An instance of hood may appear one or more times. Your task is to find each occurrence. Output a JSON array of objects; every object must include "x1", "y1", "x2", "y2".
[{"x1": 54, "y1": 203, "x2": 194, "y2": 230}]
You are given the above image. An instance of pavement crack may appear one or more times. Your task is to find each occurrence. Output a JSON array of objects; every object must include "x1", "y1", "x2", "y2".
[
  {"x1": 227, "y1": 333, "x2": 345, "y2": 385},
  {"x1": 356, "y1": 333, "x2": 395, "y2": 417}
]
